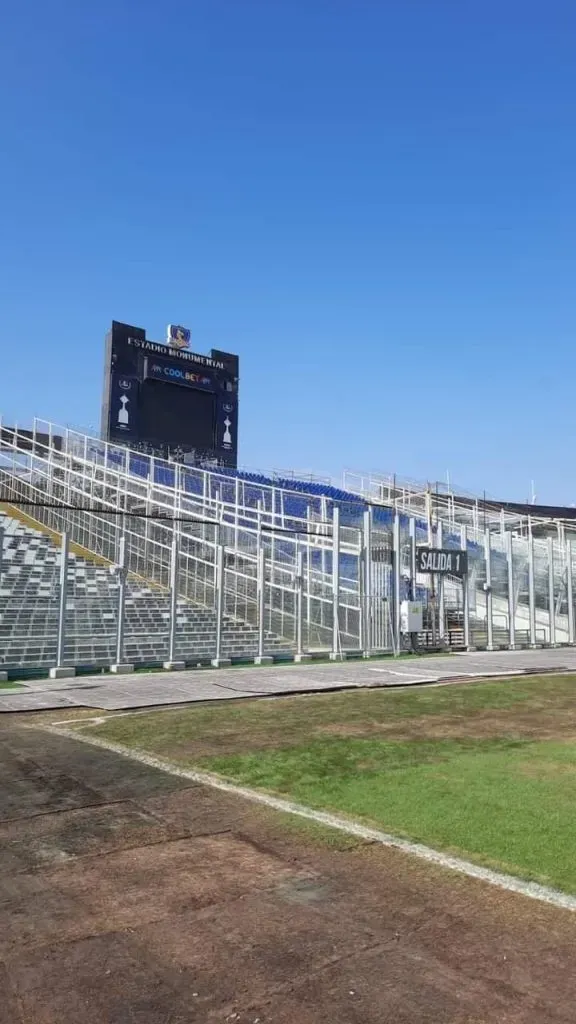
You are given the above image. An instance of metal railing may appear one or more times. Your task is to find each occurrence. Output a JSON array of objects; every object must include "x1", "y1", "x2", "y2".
[
  {"x1": 2, "y1": 415, "x2": 576, "y2": 674},
  {"x1": 0, "y1": 418, "x2": 368, "y2": 667}
]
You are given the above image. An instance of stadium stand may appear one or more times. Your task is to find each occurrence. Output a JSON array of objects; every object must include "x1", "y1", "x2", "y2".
[
  {"x1": 0, "y1": 510, "x2": 291, "y2": 670},
  {"x1": 0, "y1": 418, "x2": 574, "y2": 673}
]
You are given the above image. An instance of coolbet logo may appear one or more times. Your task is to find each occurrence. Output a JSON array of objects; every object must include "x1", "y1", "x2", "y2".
[{"x1": 151, "y1": 362, "x2": 211, "y2": 386}]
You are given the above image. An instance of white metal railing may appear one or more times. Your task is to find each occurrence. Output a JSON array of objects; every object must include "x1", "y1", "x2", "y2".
[
  {"x1": 343, "y1": 467, "x2": 576, "y2": 544},
  {"x1": 2, "y1": 415, "x2": 576, "y2": 669},
  {"x1": 0, "y1": 417, "x2": 365, "y2": 656}
]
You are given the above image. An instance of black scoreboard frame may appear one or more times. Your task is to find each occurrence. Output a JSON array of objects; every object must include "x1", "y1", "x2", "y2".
[{"x1": 100, "y1": 320, "x2": 239, "y2": 466}]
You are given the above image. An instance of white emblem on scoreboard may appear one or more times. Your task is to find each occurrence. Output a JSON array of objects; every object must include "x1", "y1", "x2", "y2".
[
  {"x1": 118, "y1": 394, "x2": 130, "y2": 427},
  {"x1": 223, "y1": 417, "x2": 232, "y2": 448}
]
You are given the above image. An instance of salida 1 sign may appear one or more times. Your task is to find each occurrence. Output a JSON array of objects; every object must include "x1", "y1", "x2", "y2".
[{"x1": 416, "y1": 547, "x2": 468, "y2": 577}]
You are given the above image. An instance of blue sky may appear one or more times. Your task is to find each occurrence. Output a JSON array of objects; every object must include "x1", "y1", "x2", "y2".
[{"x1": 1, "y1": 0, "x2": 574, "y2": 501}]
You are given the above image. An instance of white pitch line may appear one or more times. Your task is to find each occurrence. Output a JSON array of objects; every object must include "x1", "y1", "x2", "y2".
[
  {"x1": 466, "y1": 670, "x2": 526, "y2": 678},
  {"x1": 48, "y1": 723, "x2": 576, "y2": 914},
  {"x1": 371, "y1": 675, "x2": 442, "y2": 685},
  {"x1": 369, "y1": 668, "x2": 527, "y2": 681},
  {"x1": 368, "y1": 668, "x2": 441, "y2": 679}
]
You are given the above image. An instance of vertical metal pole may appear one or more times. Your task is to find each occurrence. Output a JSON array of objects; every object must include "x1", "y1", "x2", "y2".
[
  {"x1": 47, "y1": 422, "x2": 54, "y2": 502},
  {"x1": 428, "y1": 500, "x2": 437, "y2": 647},
  {"x1": 567, "y1": 537, "x2": 575, "y2": 645},
  {"x1": 409, "y1": 518, "x2": 416, "y2": 598},
  {"x1": 257, "y1": 543, "x2": 266, "y2": 659},
  {"x1": 321, "y1": 498, "x2": 329, "y2": 629},
  {"x1": 115, "y1": 533, "x2": 126, "y2": 665},
  {"x1": 332, "y1": 506, "x2": 341, "y2": 658},
  {"x1": 561, "y1": 540, "x2": 569, "y2": 643},
  {"x1": 270, "y1": 494, "x2": 276, "y2": 595},
  {"x1": 393, "y1": 512, "x2": 401, "y2": 653},
  {"x1": 484, "y1": 528, "x2": 494, "y2": 650},
  {"x1": 144, "y1": 484, "x2": 152, "y2": 574},
  {"x1": 506, "y1": 531, "x2": 515, "y2": 649},
  {"x1": 56, "y1": 532, "x2": 69, "y2": 667},
  {"x1": 306, "y1": 506, "x2": 312, "y2": 639},
  {"x1": 363, "y1": 508, "x2": 372, "y2": 655},
  {"x1": 548, "y1": 536, "x2": 556, "y2": 646},
  {"x1": 214, "y1": 544, "x2": 225, "y2": 664},
  {"x1": 296, "y1": 547, "x2": 304, "y2": 657},
  {"x1": 167, "y1": 530, "x2": 179, "y2": 663},
  {"x1": 426, "y1": 490, "x2": 433, "y2": 545},
  {"x1": 528, "y1": 522, "x2": 537, "y2": 647},
  {"x1": 461, "y1": 525, "x2": 471, "y2": 649},
  {"x1": 437, "y1": 520, "x2": 445, "y2": 639},
  {"x1": 257, "y1": 499, "x2": 263, "y2": 548},
  {"x1": 0, "y1": 523, "x2": 4, "y2": 582},
  {"x1": 407, "y1": 515, "x2": 418, "y2": 647},
  {"x1": 213, "y1": 521, "x2": 220, "y2": 609},
  {"x1": 234, "y1": 478, "x2": 240, "y2": 551}
]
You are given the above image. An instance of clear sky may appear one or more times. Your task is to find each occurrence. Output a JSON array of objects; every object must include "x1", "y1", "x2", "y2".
[{"x1": 1, "y1": 1, "x2": 574, "y2": 502}]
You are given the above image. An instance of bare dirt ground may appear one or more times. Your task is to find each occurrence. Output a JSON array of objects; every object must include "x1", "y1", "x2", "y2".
[{"x1": 1, "y1": 713, "x2": 576, "y2": 1023}]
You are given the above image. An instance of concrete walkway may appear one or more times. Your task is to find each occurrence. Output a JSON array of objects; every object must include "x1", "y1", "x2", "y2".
[{"x1": 2, "y1": 647, "x2": 576, "y2": 712}]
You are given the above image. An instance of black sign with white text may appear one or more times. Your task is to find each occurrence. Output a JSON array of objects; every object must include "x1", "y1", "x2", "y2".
[{"x1": 416, "y1": 547, "x2": 468, "y2": 576}]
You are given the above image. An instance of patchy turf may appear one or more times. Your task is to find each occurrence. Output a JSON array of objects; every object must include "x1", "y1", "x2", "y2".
[
  {"x1": 87, "y1": 672, "x2": 576, "y2": 755},
  {"x1": 87, "y1": 674, "x2": 576, "y2": 894},
  {"x1": 7, "y1": 717, "x2": 576, "y2": 1022},
  {"x1": 203, "y1": 735, "x2": 576, "y2": 892}
]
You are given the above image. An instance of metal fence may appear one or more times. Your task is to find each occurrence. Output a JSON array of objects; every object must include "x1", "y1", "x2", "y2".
[{"x1": 1, "y1": 416, "x2": 576, "y2": 674}]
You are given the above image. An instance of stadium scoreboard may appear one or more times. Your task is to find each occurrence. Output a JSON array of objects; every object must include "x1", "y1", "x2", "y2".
[{"x1": 100, "y1": 320, "x2": 239, "y2": 466}]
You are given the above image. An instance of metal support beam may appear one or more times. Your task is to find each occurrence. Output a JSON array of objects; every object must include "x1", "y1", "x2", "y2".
[
  {"x1": 212, "y1": 544, "x2": 230, "y2": 666},
  {"x1": 56, "y1": 531, "x2": 69, "y2": 668},
  {"x1": 164, "y1": 530, "x2": 182, "y2": 669},
  {"x1": 331, "y1": 506, "x2": 341, "y2": 659},
  {"x1": 257, "y1": 543, "x2": 266, "y2": 661},
  {"x1": 409, "y1": 517, "x2": 416, "y2": 597},
  {"x1": 528, "y1": 523, "x2": 537, "y2": 647},
  {"x1": 296, "y1": 548, "x2": 304, "y2": 657},
  {"x1": 568, "y1": 538, "x2": 575, "y2": 646},
  {"x1": 484, "y1": 528, "x2": 494, "y2": 650},
  {"x1": 48, "y1": 532, "x2": 74, "y2": 684},
  {"x1": 506, "y1": 531, "x2": 516, "y2": 649},
  {"x1": 548, "y1": 536, "x2": 556, "y2": 646},
  {"x1": 213, "y1": 522, "x2": 221, "y2": 609},
  {"x1": 363, "y1": 508, "x2": 372, "y2": 656},
  {"x1": 437, "y1": 521, "x2": 445, "y2": 639},
  {"x1": 305, "y1": 507, "x2": 312, "y2": 640},
  {"x1": 393, "y1": 512, "x2": 401, "y2": 653},
  {"x1": 115, "y1": 533, "x2": 127, "y2": 666},
  {"x1": 461, "y1": 525, "x2": 471, "y2": 649},
  {"x1": 320, "y1": 497, "x2": 328, "y2": 627}
]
